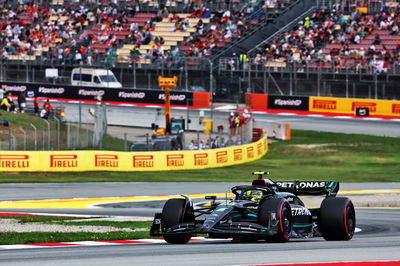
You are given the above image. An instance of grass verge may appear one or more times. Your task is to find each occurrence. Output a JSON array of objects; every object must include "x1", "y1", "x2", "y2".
[
  {"x1": 0, "y1": 231, "x2": 152, "y2": 245},
  {"x1": 0, "y1": 215, "x2": 154, "y2": 245},
  {"x1": 0, "y1": 110, "x2": 129, "y2": 150},
  {"x1": 0, "y1": 215, "x2": 152, "y2": 229},
  {"x1": 0, "y1": 130, "x2": 399, "y2": 182}
]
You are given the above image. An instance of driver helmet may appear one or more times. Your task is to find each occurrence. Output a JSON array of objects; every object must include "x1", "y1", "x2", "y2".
[{"x1": 243, "y1": 190, "x2": 263, "y2": 202}]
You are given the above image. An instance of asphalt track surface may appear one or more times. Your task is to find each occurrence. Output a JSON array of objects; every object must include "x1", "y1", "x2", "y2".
[
  {"x1": 0, "y1": 183, "x2": 399, "y2": 265},
  {"x1": 1, "y1": 182, "x2": 400, "y2": 217},
  {"x1": 62, "y1": 103, "x2": 400, "y2": 137},
  {"x1": 3, "y1": 182, "x2": 400, "y2": 201},
  {"x1": 253, "y1": 114, "x2": 400, "y2": 137},
  {"x1": 1, "y1": 106, "x2": 399, "y2": 264},
  {"x1": 0, "y1": 208, "x2": 398, "y2": 266}
]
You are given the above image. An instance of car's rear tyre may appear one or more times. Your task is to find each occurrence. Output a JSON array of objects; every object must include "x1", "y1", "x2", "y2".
[
  {"x1": 319, "y1": 197, "x2": 356, "y2": 241},
  {"x1": 162, "y1": 198, "x2": 192, "y2": 244},
  {"x1": 259, "y1": 198, "x2": 292, "y2": 243}
]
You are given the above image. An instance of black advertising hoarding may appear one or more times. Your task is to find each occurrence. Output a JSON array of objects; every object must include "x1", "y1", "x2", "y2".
[
  {"x1": 106, "y1": 89, "x2": 190, "y2": 105},
  {"x1": 267, "y1": 95, "x2": 309, "y2": 111},
  {"x1": 355, "y1": 108, "x2": 369, "y2": 117},
  {"x1": 0, "y1": 82, "x2": 192, "y2": 106}
]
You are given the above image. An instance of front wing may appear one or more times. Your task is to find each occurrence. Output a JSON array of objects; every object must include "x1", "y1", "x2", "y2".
[{"x1": 150, "y1": 213, "x2": 279, "y2": 238}]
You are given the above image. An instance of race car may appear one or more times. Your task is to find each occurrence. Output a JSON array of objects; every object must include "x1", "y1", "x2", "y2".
[{"x1": 150, "y1": 172, "x2": 356, "y2": 244}]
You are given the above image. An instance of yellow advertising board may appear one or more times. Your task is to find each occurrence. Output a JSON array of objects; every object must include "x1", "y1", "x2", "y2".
[
  {"x1": 0, "y1": 136, "x2": 268, "y2": 172},
  {"x1": 309, "y1": 96, "x2": 400, "y2": 116}
]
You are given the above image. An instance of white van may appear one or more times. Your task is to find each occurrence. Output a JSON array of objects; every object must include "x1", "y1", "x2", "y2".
[{"x1": 71, "y1": 68, "x2": 122, "y2": 88}]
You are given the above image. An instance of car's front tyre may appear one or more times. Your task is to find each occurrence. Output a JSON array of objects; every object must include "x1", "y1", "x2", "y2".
[
  {"x1": 259, "y1": 198, "x2": 292, "y2": 243},
  {"x1": 161, "y1": 198, "x2": 193, "y2": 244}
]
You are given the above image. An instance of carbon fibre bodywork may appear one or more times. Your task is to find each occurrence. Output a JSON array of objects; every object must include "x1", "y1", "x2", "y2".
[{"x1": 150, "y1": 179, "x2": 345, "y2": 241}]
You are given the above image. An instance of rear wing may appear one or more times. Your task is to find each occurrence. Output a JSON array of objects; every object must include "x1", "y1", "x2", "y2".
[{"x1": 275, "y1": 181, "x2": 339, "y2": 197}]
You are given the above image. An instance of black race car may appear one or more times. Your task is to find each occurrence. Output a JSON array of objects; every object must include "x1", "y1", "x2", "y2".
[{"x1": 150, "y1": 172, "x2": 356, "y2": 244}]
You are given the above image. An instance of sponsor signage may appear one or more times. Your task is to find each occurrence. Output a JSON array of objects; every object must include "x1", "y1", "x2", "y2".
[
  {"x1": 233, "y1": 149, "x2": 243, "y2": 161},
  {"x1": 313, "y1": 99, "x2": 337, "y2": 110},
  {"x1": 355, "y1": 108, "x2": 369, "y2": 117},
  {"x1": 0, "y1": 136, "x2": 268, "y2": 172},
  {"x1": 292, "y1": 207, "x2": 311, "y2": 216},
  {"x1": 166, "y1": 154, "x2": 184, "y2": 167},
  {"x1": 216, "y1": 151, "x2": 228, "y2": 164},
  {"x1": 257, "y1": 143, "x2": 263, "y2": 156},
  {"x1": 1, "y1": 84, "x2": 27, "y2": 93},
  {"x1": 133, "y1": 155, "x2": 154, "y2": 168},
  {"x1": 352, "y1": 102, "x2": 376, "y2": 112},
  {"x1": 0, "y1": 81, "x2": 193, "y2": 106},
  {"x1": 50, "y1": 154, "x2": 78, "y2": 168},
  {"x1": 0, "y1": 155, "x2": 29, "y2": 168},
  {"x1": 267, "y1": 95, "x2": 309, "y2": 111},
  {"x1": 194, "y1": 153, "x2": 208, "y2": 166},
  {"x1": 95, "y1": 154, "x2": 118, "y2": 168},
  {"x1": 246, "y1": 147, "x2": 254, "y2": 159},
  {"x1": 108, "y1": 89, "x2": 189, "y2": 105},
  {"x1": 276, "y1": 181, "x2": 326, "y2": 189},
  {"x1": 393, "y1": 104, "x2": 400, "y2": 114},
  {"x1": 309, "y1": 96, "x2": 400, "y2": 116}
]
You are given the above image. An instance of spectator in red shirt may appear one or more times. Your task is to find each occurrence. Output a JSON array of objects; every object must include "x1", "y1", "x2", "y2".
[
  {"x1": 33, "y1": 96, "x2": 39, "y2": 116},
  {"x1": 43, "y1": 98, "x2": 52, "y2": 112}
]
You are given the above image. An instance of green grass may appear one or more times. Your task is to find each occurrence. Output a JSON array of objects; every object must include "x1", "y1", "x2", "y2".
[
  {"x1": 0, "y1": 215, "x2": 154, "y2": 245},
  {"x1": 60, "y1": 221, "x2": 152, "y2": 229},
  {"x1": 0, "y1": 231, "x2": 152, "y2": 245},
  {"x1": 0, "y1": 110, "x2": 51, "y2": 129},
  {"x1": 0, "y1": 216, "x2": 152, "y2": 229},
  {"x1": 0, "y1": 130, "x2": 399, "y2": 182},
  {"x1": 0, "y1": 110, "x2": 129, "y2": 150}
]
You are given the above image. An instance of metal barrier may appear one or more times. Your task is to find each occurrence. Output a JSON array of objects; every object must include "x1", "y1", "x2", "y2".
[
  {"x1": 0, "y1": 58, "x2": 213, "y2": 94},
  {"x1": 217, "y1": 58, "x2": 400, "y2": 100},
  {"x1": 2, "y1": 56, "x2": 398, "y2": 101}
]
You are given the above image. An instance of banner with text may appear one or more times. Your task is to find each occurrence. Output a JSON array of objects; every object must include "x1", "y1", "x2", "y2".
[
  {"x1": 0, "y1": 81, "x2": 211, "y2": 108},
  {"x1": 267, "y1": 95, "x2": 309, "y2": 111},
  {"x1": 0, "y1": 136, "x2": 267, "y2": 172},
  {"x1": 309, "y1": 97, "x2": 400, "y2": 116}
]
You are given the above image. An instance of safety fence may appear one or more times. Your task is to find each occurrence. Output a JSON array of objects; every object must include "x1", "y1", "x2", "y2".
[
  {"x1": 0, "y1": 120, "x2": 130, "y2": 152},
  {"x1": 0, "y1": 58, "x2": 214, "y2": 94},
  {"x1": 2, "y1": 57, "x2": 400, "y2": 102},
  {"x1": 0, "y1": 135, "x2": 267, "y2": 172}
]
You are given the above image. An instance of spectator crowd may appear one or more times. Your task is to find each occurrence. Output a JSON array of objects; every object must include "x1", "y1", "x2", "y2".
[
  {"x1": 4, "y1": 0, "x2": 400, "y2": 74},
  {"x1": 0, "y1": 0, "x2": 291, "y2": 65},
  {"x1": 0, "y1": 86, "x2": 55, "y2": 119},
  {"x1": 243, "y1": 2, "x2": 400, "y2": 73}
]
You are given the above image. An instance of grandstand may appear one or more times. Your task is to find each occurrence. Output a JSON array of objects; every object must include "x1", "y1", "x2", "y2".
[
  {"x1": 0, "y1": 0, "x2": 293, "y2": 64},
  {"x1": 0, "y1": 0, "x2": 399, "y2": 100},
  {"x1": 249, "y1": 7, "x2": 400, "y2": 73}
]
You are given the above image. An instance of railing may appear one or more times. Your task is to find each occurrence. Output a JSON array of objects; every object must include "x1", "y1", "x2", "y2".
[
  {"x1": 0, "y1": 57, "x2": 213, "y2": 93},
  {"x1": 209, "y1": 0, "x2": 303, "y2": 62},
  {"x1": 218, "y1": 57, "x2": 400, "y2": 76},
  {"x1": 217, "y1": 57, "x2": 400, "y2": 99},
  {"x1": 2, "y1": 54, "x2": 400, "y2": 101},
  {"x1": 247, "y1": 6, "x2": 317, "y2": 57}
]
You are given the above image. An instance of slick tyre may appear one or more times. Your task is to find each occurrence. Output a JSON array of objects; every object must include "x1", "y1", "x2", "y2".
[
  {"x1": 259, "y1": 198, "x2": 292, "y2": 243},
  {"x1": 162, "y1": 198, "x2": 192, "y2": 244},
  {"x1": 319, "y1": 197, "x2": 356, "y2": 241}
]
